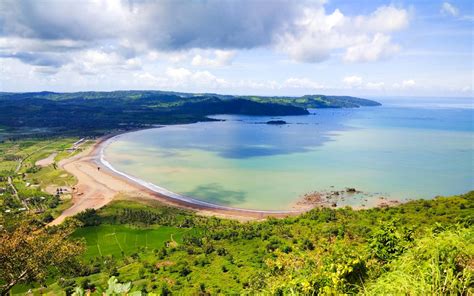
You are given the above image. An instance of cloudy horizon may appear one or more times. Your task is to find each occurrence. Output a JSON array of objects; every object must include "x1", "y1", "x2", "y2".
[{"x1": 0, "y1": 0, "x2": 473, "y2": 98}]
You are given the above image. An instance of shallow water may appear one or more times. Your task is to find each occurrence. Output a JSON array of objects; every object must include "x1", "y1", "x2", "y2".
[{"x1": 104, "y1": 97, "x2": 474, "y2": 210}]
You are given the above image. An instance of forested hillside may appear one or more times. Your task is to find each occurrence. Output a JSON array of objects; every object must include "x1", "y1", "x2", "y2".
[
  {"x1": 3, "y1": 192, "x2": 472, "y2": 295},
  {"x1": 0, "y1": 91, "x2": 379, "y2": 136}
]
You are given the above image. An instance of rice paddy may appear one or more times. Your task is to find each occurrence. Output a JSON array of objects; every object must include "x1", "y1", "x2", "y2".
[{"x1": 72, "y1": 224, "x2": 192, "y2": 258}]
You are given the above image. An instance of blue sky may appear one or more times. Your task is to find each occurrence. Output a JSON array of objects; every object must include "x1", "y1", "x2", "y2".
[{"x1": 0, "y1": 0, "x2": 472, "y2": 97}]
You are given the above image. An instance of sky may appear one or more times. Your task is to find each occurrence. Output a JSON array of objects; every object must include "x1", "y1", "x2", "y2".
[{"x1": 0, "y1": 0, "x2": 473, "y2": 97}]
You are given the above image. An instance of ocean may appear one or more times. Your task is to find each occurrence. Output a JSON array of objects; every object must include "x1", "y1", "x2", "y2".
[{"x1": 103, "y1": 97, "x2": 473, "y2": 210}]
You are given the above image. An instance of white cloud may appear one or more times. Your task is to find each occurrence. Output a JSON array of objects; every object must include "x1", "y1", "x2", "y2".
[
  {"x1": 343, "y1": 76, "x2": 386, "y2": 90},
  {"x1": 343, "y1": 75, "x2": 363, "y2": 87},
  {"x1": 134, "y1": 67, "x2": 228, "y2": 90},
  {"x1": 165, "y1": 67, "x2": 192, "y2": 81},
  {"x1": 402, "y1": 79, "x2": 416, "y2": 87},
  {"x1": 276, "y1": 7, "x2": 347, "y2": 63},
  {"x1": 132, "y1": 70, "x2": 326, "y2": 93},
  {"x1": 191, "y1": 50, "x2": 236, "y2": 67},
  {"x1": 191, "y1": 70, "x2": 228, "y2": 88},
  {"x1": 69, "y1": 50, "x2": 141, "y2": 75},
  {"x1": 344, "y1": 33, "x2": 400, "y2": 63},
  {"x1": 441, "y1": 2, "x2": 459, "y2": 17},
  {"x1": 354, "y1": 5, "x2": 409, "y2": 32},
  {"x1": 0, "y1": 1, "x2": 411, "y2": 78},
  {"x1": 0, "y1": 0, "x2": 298, "y2": 50},
  {"x1": 277, "y1": 5, "x2": 409, "y2": 63}
]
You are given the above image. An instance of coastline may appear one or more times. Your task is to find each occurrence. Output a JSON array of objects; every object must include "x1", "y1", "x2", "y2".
[{"x1": 50, "y1": 130, "x2": 308, "y2": 225}]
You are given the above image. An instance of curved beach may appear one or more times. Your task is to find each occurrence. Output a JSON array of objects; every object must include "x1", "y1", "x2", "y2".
[{"x1": 51, "y1": 132, "x2": 307, "y2": 225}]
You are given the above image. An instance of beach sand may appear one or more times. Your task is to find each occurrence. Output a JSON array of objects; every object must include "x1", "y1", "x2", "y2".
[{"x1": 49, "y1": 136, "x2": 305, "y2": 225}]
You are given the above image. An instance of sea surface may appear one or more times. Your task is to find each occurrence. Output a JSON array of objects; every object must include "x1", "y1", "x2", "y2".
[{"x1": 103, "y1": 97, "x2": 474, "y2": 210}]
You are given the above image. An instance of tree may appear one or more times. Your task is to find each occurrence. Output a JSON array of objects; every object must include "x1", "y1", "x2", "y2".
[
  {"x1": 75, "y1": 208, "x2": 101, "y2": 226},
  {"x1": 0, "y1": 220, "x2": 85, "y2": 295}
]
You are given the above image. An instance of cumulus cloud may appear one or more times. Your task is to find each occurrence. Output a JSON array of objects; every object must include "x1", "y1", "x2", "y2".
[
  {"x1": 69, "y1": 50, "x2": 142, "y2": 75},
  {"x1": 276, "y1": 5, "x2": 409, "y2": 63},
  {"x1": 0, "y1": 1, "x2": 426, "y2": 94},
  {"x1": 343, "y1": 33, "x2": 400, "y2": 63},
  {"x1": 354, "y1": 5, "x2": 409, "y2": 32},
  {"x1": 276, "y1": 8, "x2": 346, "y2": 63},
  {"x1": 191, "y1": 50, "x2": 236, "y2": 67},
  {"x1": 0, "y1": 0, "x2": 410, "y2": 71},
  {"x1": 0, "y1": 0, "x2": 298, "y2": 50}
]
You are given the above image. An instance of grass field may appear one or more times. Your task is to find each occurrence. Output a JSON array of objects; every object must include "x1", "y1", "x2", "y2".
[{"x1": 73, "y1": 224, "x2": 192, "y2": 259}]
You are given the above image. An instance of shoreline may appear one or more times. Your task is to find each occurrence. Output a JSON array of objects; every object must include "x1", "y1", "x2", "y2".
[
  {"x1": 50, "y1": 130, "x2": 309, "y2": 225},
  {"x1": 98, "y1": 132, "x2": 305, "y2": 215}
]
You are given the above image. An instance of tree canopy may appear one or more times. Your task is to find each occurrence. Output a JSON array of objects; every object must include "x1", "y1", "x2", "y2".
[{"x1": 0, "y1": 219, "x2": 84, "y2": 295}]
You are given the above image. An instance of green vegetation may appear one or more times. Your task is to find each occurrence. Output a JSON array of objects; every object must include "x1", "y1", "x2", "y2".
[
  {"x1": 6, "y1": 191, "x2": 471, "y2": 295},
  {"x1": 365, "y1": 227, "x2": 472, "y2": 295},
  {"x1": 0, "y1": 220, "x2": 84, "y2": 295},
  {"x1": 72, "y1": 224, "x2": 193, "y2": 259},
  {"x1": 245, "y1": 94, "x2": 381, "y2": 108},
  {"x1": 0, "y1": 137, "x2": 92, "y2": 225},
  {"x1": 0, "y1": 91, "x2": 379, "y2": 136}
]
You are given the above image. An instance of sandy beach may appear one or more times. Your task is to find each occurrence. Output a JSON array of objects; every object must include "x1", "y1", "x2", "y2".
[{"x1": 50, "y1": 135, "x2": 306, "y2": 225}]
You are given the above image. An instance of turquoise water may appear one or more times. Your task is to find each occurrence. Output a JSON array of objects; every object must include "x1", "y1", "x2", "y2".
[{"x1": 104, "y1": 97, "x2": 474, "y2": 210}]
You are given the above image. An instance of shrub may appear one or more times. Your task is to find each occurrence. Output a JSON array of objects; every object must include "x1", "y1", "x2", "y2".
[{"x1": 364, "y1": 226, "x2": 473, "y2": 295}]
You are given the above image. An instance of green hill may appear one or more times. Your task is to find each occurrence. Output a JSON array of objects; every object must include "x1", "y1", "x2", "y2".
[{"x1": 0, "y1": 91, "x2": 380, "y2": 137}]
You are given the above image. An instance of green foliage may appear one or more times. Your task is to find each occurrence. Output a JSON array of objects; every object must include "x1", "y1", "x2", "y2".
[
  {"x1": 75, "y1": 209, "x2": 101, "y2": 226},
  {"x1": 0, "y1": 219, "x2": 85, "y2": 295},
  {"x1": 7, "y1": 186, "x2": 473, "y2": 295},
  {"x1": 369, "y1": 221, "x2": 413, "y2": 261},
  {"x1": 364, "y1": 226, "x2": 473, "y2": 295},
  {"x1": 0, "y1": 137, "x2": 79, "y2": 221},
  {"x1": 105, "y1": 276, "x2": 132, "y2": 295},
  {"x1": 245, "y1": 94, "x2": 381, "y2": 109}
]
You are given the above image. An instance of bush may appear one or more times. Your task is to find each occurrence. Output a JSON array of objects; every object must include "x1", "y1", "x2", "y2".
[
  {"x1": 365, "y1": 226, "x2": 473, "y2": 295},
  {"x1": 369, "y1": 221, "x2": 412, "y2": 262}
]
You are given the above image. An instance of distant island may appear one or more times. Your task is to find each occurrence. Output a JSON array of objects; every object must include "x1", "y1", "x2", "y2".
[
  {"x1": 0, "y1": 91, "x2": 380, "y2": 137},
  {"x1": 266, "y1": 120, "x2": 287, "y2": 125}
]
